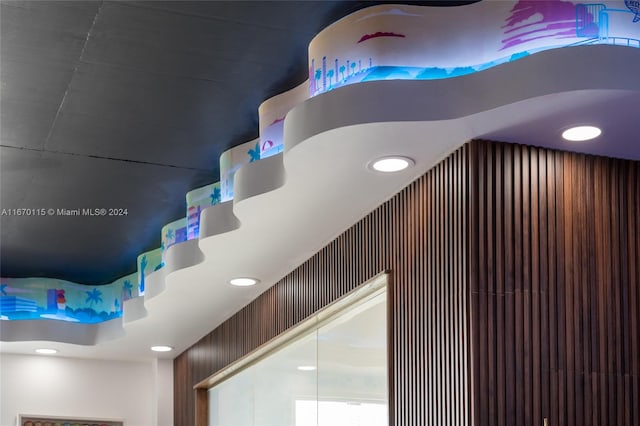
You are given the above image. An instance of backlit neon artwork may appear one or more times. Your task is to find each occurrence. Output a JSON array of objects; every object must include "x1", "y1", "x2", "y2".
[
  {"x1": 0, "y1": 274, "x2": 136, "y2": 323},
  {"x1": 2, "y1": 0, "x2": 638, "y2": 325},
  {"x1": 307, "y1": 1, "x2": 639, "y2": 97},
  {"x1": 161, "y1": 217, "x2": 187, "y2": 253},
  {"x1": 186, "y1": 182, "x2": 222, "y2": 240}
]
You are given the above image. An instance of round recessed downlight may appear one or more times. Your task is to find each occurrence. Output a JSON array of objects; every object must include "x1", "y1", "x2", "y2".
[
  {"x1": 297, "y1": 365, "x2": 317, "y2": 371},
  {"x1": 370, "y1": 156, "x2": 414, "y2": 172},
  {"x1": 150, "y1": 345, "x2": 173, "y2": 352},
  {"x1": 562, "y1": 126, "x2": 601, "y2": 141},
  {"x1": 229, "y1": 277, "x2": 259, "y2": 287},
  {"x1": 35, "y1": 348, "x2": 58, "y2": 355}
]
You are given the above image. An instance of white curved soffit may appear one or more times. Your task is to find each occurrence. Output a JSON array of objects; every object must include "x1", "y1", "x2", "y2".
[
  {"x1": 135, "y1": 44, "x2": 640, "y2": 350},
  {"x1": 286, "y1": 45, "x2": 640, "y2": 149},
  {"x1": 198, "y1": 200, "x2": 241, "y2": 239},
  {"x1": 0, "y1": 316, "x2": 125, "y2": 346},
  {"x1": 3, "y1": 45, "x2": 639, "y2": 346}
]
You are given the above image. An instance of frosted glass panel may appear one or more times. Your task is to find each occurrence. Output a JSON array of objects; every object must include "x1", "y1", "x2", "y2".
[
  {"x1": 208, "y1": 286, "x2": 386, "y2": 426},
  {"x1": 317, "y1": 292, "x2": 387, "y2": 425},
  {"x1": 297, "y1": 400, "x2": 387, "y2": 426},
  {"x1": 209, "y1": 365, "x2": 254, "y2": 426},
  {"x1": 254, "y1": 332, "x2": 317, "y2": 426}
]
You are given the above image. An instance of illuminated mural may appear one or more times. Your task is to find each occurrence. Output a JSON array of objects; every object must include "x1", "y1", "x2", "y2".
[
  {"x1": 186, "y1": 182, "x2": 222, "y2": 240},
  {"x1": 308, "y1": 1, "x2": 640, "y2": 97},
  {"x1": 1, "y1": 0, "x2": 638, "y2": 326},
  {"x1": 0, "y1": 274, "x2": 136, "y2": 324},
  {"x1": 220, "y1": 138, "x2": 261, "y2": 202},
  {"x1": 161, "y1": 217, "x2": 188, "y2": 253},
  {"x1": 137, "y1": 248, "x2": 162, "y2": 296},
  {"x1": 257, "y1": 81, "x2": 308, "y2": 161}
]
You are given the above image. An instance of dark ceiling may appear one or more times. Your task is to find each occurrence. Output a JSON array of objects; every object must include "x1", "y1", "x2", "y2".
[{"x1": 0, "y1": 0, "x2": 477, "y2": 285}]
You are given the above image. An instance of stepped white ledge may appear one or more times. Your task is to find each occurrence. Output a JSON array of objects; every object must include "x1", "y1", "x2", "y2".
[
  {"x1": 233, "y1": 153, "x2": 286, "y2": 205},
  {"x1": 199, "y1": 201, "x2": 241, "y2": 239}
]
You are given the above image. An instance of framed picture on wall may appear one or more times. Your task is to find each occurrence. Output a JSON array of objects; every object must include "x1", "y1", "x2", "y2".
[{"x1": 17, "y1": 414, "x2": 124, "y2": 426}]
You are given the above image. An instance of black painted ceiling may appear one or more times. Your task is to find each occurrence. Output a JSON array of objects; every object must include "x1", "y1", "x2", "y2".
[{"x1": 0, "y1": 0, "x2": 477, "y2": 285}]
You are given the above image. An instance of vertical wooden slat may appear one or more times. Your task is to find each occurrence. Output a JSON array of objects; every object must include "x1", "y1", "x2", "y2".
[
  {"x1": 575, "y1": 155, "x2": 585, "y2": 426},
  {"x1": 495, "y1": 144, "x2": 506, "y2": 426},
  {"x1": 564, "y1": 153, "x2": 575, "y2": 426},
  {"x1": 175, "y1": 143, "x2": 472, "y2": 426},
  {"x1": 514, "y1": 144, "x2": 525, "y2": 426},
  {"x1": 587, "y1": 158, "x2": 598, "y2": 426},
  {"x1": 530, "y1": 147, "x2": 542, "y2": 426},
  {"x1": 523, "y1": 146, "x2": 532, "y2": 426},
  {"x1": 194, "y1": 388, "x2": 208, "y2": 426},
  {"x1": 468, "y1": 140, "x2": 639, "y2": 426},
  {"x1": 388, "y1": 272, "x2": 396, "y2": 426},
  {"x1": 175, "y1": 140, "x2": 639, "y2": 426},
  {"x1": 629, "y1": 161, "x2": 640, "y2": 425}
]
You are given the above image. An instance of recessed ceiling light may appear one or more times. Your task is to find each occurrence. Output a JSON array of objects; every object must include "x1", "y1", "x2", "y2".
[
  {"x1": 35, "y1": 348, "x2": 58, "y2": 355},
  {"x1": 229, "y1": 277, "x2": 259, "y2": 287},
  {"x1": 150, "y1": 345, "x2": 173, "y2": 352},
  {"x1": 297, "y1": 365, "x2": 317, "y2": 371},
  {"x1": 369, "y1": 156, "x2": 414, "y2": 173},
  {"x1": 562, "y1": 125, "x2": 601, "y2": 141}
]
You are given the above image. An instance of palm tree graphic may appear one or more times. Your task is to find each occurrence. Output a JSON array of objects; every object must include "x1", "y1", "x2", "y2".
[
  {"x1": 0, "y1": 284, "x2": 7, "y2": 296},
  {"x1": 314, "y1": 69, "x2": 322, "y2": 92},
  {"x1": 210, "y1": 187, "x2": 221, "y2": 205},
  {"x1": 122, "y1": 280, "x2": 133, "y2": 300},
  {"x1": 85, "y1": 288, "x2": 103, "y2": 307},
  {"x1": 165, "y1": 228, "x2": 174, "y2": 241},
  {"x1": 327, "y1": 69, "x2": 334, "y2": 87},
  {"x1": 248, "y1": 142, "x2": 261, "y2": 162},
  {"x1": 139, "y1": 255, "x2": 148, "y2": 293}
]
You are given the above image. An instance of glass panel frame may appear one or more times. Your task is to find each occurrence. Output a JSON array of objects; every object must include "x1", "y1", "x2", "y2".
[{"x1": 199, "y1": 273, "x2": 390, "y2": 426}]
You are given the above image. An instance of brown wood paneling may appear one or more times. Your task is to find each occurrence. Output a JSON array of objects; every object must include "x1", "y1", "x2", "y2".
[
  {"x1": 469, "y1": 140, "x2": 640, "y2": 426},
  {"x1": 175, "y1": 139, "x2": 639, "y2": 426},
  {"x1": 174, "y1": 145, "x2": 471, "y2": 426},
  {"x1": 195, "y1": 389, "x2": 208, "y2": 426}
]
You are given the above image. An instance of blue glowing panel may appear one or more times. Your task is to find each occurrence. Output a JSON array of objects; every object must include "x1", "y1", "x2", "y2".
[
  {"x1": 161, "y1": 217, "x2": 188, "y2": 254},
  {"x1": 137, "y1": 248, "x2": 162, "y2": 296},
  {"x1": 0, "y1": 273, "x2": 136, "y2": 323},
  {"x1": 308, "y1": 1, "x2": 639, "y2": 96},
  {"x1": 186, "y1": 182, "x2": 221, "y2": 240},
  {"x1": 220, "y1": 139, "x2": 260, "y2": 202}
]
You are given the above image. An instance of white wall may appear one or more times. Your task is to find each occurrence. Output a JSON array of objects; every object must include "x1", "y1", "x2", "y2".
[
  {"x1": 0, "y1": 353, "x2": 173, "y2": 426},
  {"x1": 155, "y1": 359, "x2": 174, "y2": 426}
]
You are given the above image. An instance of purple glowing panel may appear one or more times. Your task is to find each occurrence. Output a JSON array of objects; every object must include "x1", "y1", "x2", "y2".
[{"x1": 502, "y1": 0, "x2": 584, "y2": 50}]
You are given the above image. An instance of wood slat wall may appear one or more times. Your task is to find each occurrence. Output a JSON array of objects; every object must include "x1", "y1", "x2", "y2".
[
  {"x1": 469, "y1": 140, "x2": 640, "y2": 426},
  {"x1": 174, "y1": 145, "x2": 471, "y2": 426}
]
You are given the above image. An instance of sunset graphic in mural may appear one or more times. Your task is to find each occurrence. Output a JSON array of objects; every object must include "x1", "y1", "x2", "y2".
[{"x1": 501, "y1": 0, "x2": 585, "y2": 49}]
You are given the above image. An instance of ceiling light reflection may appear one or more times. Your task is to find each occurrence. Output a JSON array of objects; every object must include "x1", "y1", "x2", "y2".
[
  {"x1": 370, "y1": 156, "x2": 414, "y2": 172},
  {"x1": 35, "y1": 348, "x2": 58, "y2": 355},
  {"x1": 562, "y1": 126, "x2": 601, "y2": 141},
  {"x1": 229, "y1": 277, "x2": 259, "y2": 287},
  {"x1": 297, "y1": 365, "x2": 317, "y2": 371}
]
